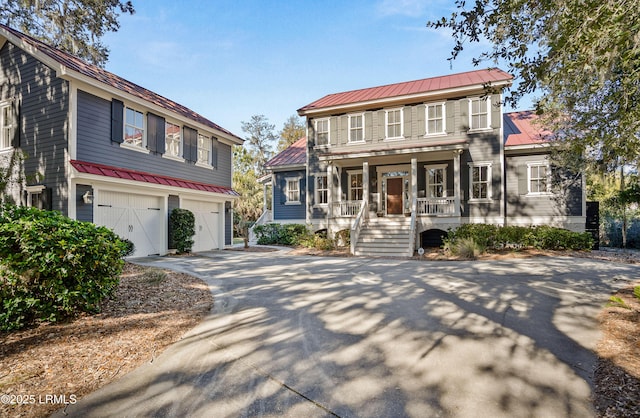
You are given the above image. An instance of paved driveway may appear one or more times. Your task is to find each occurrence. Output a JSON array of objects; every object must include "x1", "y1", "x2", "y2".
[{"x1": 55, "y1": 250, "x2": 638, "y2": 417}]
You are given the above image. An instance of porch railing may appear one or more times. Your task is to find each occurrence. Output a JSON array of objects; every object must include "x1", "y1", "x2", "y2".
[
  {"x1": 416, "y1": 197, "x2": 456, "y2": 216},
  {"x1": 350, "y1": 200, "x2": 367, "y2": 255},
  {"x1": 333, "y1": 200, "x2": 363, "y2": 217}
]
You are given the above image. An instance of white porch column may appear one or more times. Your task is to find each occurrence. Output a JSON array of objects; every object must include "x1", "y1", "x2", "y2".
[
  {"x1": 454, "y1": 150, "x2": 462, "y2": 216},
  {"x1": 363, "y1": 161, "x2": 369, "y2": 219},
  {"x1": 411, "y1": 158, "x2": 417, "y2": 213},
  {"x1": 327, "y1": 163, "x2": 333, "y2": 219}
]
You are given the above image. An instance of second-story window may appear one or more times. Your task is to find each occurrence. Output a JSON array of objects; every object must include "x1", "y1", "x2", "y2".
[
  {"x1": 165, "y1": 122, "x2": 182, "y2": 158},
  {"x1": 315, "y1": 119, "x2": 329, "y2": 146},
  {"x1": 469, "y1": 97, "x2": 491, "y2": 130},
  {"x1": 348, "y1": 114, "x2": 364, "y2": 143},
  {"x1": 124, "y1": 107, "x2": 145, "y2": 148},
  {"x1": 426, "y1": 103, "x2": 446, "y2": 135},
  {"x1": 0, "y1": 101, "x2": 14, "y2": 150},
  {"x1": 386, "y1": 109, "x2": 403, "y2": 139},
  {"x1": 197, "y1": 134, "x2": 211, "y2": 165}
]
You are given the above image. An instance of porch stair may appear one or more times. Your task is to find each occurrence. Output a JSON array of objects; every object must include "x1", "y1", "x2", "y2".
[{"x1": 354, "y1": 217, "x2": 413, "y2": 257}]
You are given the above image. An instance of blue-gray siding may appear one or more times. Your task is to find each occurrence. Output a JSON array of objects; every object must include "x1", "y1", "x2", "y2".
[
  {"x1": 76, "y1": 90, "x2": 232, "y2": 188},
  {"x1": 75, "y1": 184, "x2": 94, "y2": 222},
  {"x1": 0, "y1": 42, "x2": 69, "y2": 214},
  {"x1": 273, "y1": 170, "x2": 306, "y2": 220}
]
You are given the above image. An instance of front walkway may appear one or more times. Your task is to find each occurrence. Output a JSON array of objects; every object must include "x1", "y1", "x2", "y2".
[{"x1": 55, "y1": 250, "x2": 638, "y2": 417}]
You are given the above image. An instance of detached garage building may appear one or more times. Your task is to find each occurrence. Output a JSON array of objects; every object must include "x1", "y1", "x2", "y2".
[{"x1": 0, "y1": 24, "x2": 242, "y2": 257}]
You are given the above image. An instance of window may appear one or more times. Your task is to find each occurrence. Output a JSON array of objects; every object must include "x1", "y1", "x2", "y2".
[
  {"x1": 1, "y1": 102, "x2": 15, "y2": 150},
  {"x1": 26, "y1": 185, "x2": 46, "y2": 209},
  {"x1": 315, "y1": 174, "x2": 328, "y2": 205},
  {"x1": 348, "y1": 114, "x2": 364, "y2": 143},
  {"x1": 386, "y1": 109, "x2": 403, "y2": 139},
  {"x1": 469, "y1": 163, "x2": 492, "y2": 200},
  {"x1": 469, "y1": 97, "x2": 490, "y2": 130},
  {"x1": 426, "y1": 103, "x2": 445, "y2": 135},
  {"x1": 197, "y1": 134, "x2": 211, "y2": 165},
  {"x1": 528, "y1": 163, "x2": 550, "y2": 194},
  {"x1": 315, "y1": 119, "x2": 329, "y2": 146},
  {"x1": 286, "y1": 177, "x2": 300, "y2": 204},
  {"x1": 426, "y1": 165, "x2": 447, "y2": 198},
  {"x1": 124, "y1": 107, "x2": 145, "y2": 147},
  {"x1": 165, "y1": 121, "x2": 182, "y2": 158},
  {"x1": 349, "y1": 171, "x2": 363, "y2": 201}
]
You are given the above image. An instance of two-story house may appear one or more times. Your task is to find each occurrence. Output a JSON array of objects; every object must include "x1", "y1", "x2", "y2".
[
  {"x1": 0, "y1": 24, "x2": 243, "y2": 257},
  {"x1": 262, "y1": 69, "x2": 585, "y2": 256}
]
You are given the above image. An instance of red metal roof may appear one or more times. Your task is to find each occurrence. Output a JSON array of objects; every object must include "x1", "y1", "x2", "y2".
[
  {"x1": 503, "y1": 111, "x2": 552, "y2": 147},
  {"x1": 0, "y1": 24, "x2": 242, "y2": 143},
  {"x1": 265, "y1": 137, "x2": 307, "y2": 168},
  {"x1": 298, "y1": 69, "x2": 513, "y2": 113},
  {"x1": 70, "y1": 160, "x2": 239, "y2": 196}
]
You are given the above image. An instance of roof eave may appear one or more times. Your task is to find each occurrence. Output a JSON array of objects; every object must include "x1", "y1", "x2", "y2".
[{"x1": 298, "y1": 79, "x2": 513, "y2": 117}]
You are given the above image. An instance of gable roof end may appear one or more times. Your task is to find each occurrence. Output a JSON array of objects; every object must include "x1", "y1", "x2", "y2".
[
  {"x1": 0, "y1": 24, "x2": 243, "y2": 145},
  {"x1": 265, "y1": 137, "x2": 307, "y2": 169}
]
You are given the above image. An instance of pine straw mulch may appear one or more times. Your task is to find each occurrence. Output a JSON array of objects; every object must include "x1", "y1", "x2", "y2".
[{"x1": 0, "y1": 263, "x2": 213, "y2": 418}]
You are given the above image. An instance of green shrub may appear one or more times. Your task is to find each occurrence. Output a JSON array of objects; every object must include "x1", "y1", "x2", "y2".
[
  {"x1": 0, "y1": 205, "x2": 127, "y2": 330},
  {"x1": 443, "y1": 224, "x2": 593, "y2": 253},
  {"x1": 298, "y1": 232, "x2": 335, "y2": 250},
  {"x1": 169, "y1": 208, "x2": 195, "y2": 253},
  {"x1": 253, "y1": 223, "x2": 308, "y2": 245}
]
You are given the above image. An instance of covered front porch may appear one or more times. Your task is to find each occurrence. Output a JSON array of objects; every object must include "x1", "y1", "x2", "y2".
[{"x1": 317, "y1": 142, "x2": 467, "y2": 256}]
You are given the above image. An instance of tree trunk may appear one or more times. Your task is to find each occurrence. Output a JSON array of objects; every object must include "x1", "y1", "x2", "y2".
[{"x1": 621, "y1": 165, "x2": 627, "y2": 248}]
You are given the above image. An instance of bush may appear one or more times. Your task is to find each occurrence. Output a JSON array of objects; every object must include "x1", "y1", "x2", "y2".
[
  {"x1": 444, "y1": 236, "x2": 485, "y2": 259},
  {"x1": 298, "y1": 230, "x2": 335, "y2": 250},
  {"x1": 335, "y1": 229, "x2": 350, "y2": 247},
  {"x1": 0, "y1": 205, "x2": 127, "y2": 330},
  {"x1": 169, "y1": 208, "x2": 195, "y2": 253},
  {"x1": 253, "y1": 223, "x2": 308, "y2": 246},
  {"x1": 443, "y1": 224, "x2": 593, "y2": 253}
]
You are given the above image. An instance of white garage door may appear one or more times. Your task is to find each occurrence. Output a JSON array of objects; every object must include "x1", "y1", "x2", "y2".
[
  {"x1": 95, "y1": 191, "x2": 164, "y2": 257},
  {"x1": 181, "y1": 199, "x2": 220, "y2": 252}
]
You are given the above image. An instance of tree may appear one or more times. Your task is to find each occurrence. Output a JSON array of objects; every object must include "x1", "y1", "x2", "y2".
[
  {"x1": 1, "y1": 0, "x2": 135, "y2": 67},
  {"x1": 277, "y1": 114, "x2": 305, "y2": 152},
  {"x1": 427, "y1": 1, "x2": 640, "y2": 171},
  {"x1": 240, "y1": 114, "x2": 277, "y2": 176},
  {"x1": 232, "y1": 145, "x2": 264, "y2": 245}
]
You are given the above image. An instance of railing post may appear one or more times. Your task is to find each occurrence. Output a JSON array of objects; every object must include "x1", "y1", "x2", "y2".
[
  {"x1": 454, "y1": 150, "x2": 462, "y2": 216},
  {"x1": 363, "y1": 161, "x2": 369, "y2": 220},
  {"x1": 327, "y1": 164, "x2": 333, "y2": 219}
]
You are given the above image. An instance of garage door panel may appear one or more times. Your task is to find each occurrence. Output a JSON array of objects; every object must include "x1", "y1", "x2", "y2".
[
  {"x1": 95, "y1": 191, "x2": 164, "y2": 257},
  {"x1": 182, "y1": 200, "x2": 220, "y2": 252}
]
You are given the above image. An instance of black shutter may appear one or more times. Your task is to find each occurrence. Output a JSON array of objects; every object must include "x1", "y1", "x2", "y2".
[
  {"x1": 41, "y1": 187, "x2": 52, "y2": 210},
  {"x1": 111, "y1": 99, "x2": 124, "y2": 143},
  {"x1": 147, "y1": 113, "x2": 166, "y2": 153},
  {"x1": 183, "y1": 127, "x2": 198, "y2": 162},
  {"x1": 212, "y1": 137, "x2": 218, "y2": 168}
]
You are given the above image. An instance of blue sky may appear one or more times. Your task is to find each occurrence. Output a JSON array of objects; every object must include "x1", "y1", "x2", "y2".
[{"x1": 103, "y1": 0, "x2": 534, "y2": 139}]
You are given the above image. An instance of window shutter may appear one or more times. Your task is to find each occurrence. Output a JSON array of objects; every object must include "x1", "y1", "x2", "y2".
[
  {"x1": 9, "y1": 99, "x2": 19, "y2": 148},
  {"x1": 211, "y1": 137, "x2": 219, "y2": 168},
  {"x1": 111, "y1": 99, "x2": 124, "y2": 143},
  {"x1": 403, "y1": 107, "x2": 411, "y2": 138},
  {"x1": 340, "y1": 115, "x2": 348, "y2": 144},
  {"x1": 518, "y1": 165, "x2": 528, "y2": 195},
  {"x1": 364, "y1": 111, "x2": 373, "y2": 141},
  {"x1": 416, "y1": 105, "x2": 426, "y2": 136},
  {"x1": 446, "y1": 101, "x2": 455, "y2": 134},
  {"x1": 41, "y1": 187, "x2": 52, "y2": 211},
  {"x1": 146, "y1": 113, "x2": 165, "y2": 154},
  {"x1": 183, "y1": 127, "x2": 198, "y2": 162}
]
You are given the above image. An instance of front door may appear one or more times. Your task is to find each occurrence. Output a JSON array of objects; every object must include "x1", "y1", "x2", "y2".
[{"x1": 387, "y1": 177, "x2": 403, "y2": 215}]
